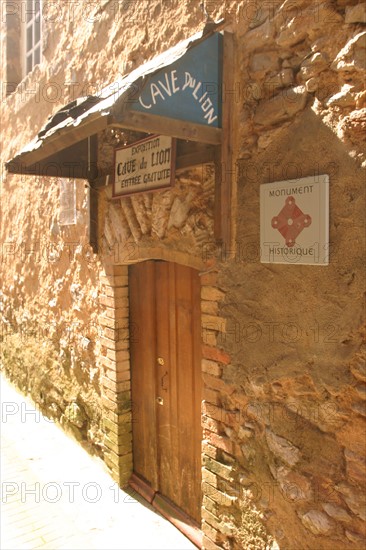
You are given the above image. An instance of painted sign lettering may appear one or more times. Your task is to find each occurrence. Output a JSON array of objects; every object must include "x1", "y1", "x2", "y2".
[
  {"x1": 133, "y1": 33, "x2": 222, "y2": 128},
  {"x1": 113, "y1": 135, "x2": 175, "y2": 197},
  {"x1": 260, "y1": 175, "x2": 329, "y2": 265}
]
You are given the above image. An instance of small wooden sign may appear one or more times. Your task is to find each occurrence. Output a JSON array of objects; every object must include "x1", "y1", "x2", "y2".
[{"x1": 113, "y1": 135, "x2": 175, "y2": 197}]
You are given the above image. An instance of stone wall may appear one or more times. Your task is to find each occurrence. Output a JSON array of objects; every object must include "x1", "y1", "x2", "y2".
[
  {"x1": 0, "y1": 1, "x2": 365, "y2": 549},
  {"x1": 199, "y1": 1, "x2": 366, "y2": 549},
  {"x1": 98, "y1": 264, "x2": 133, "y2": 486},
  {"x1": 0, "y1": 0, "x2": 205, "y2": 458}
]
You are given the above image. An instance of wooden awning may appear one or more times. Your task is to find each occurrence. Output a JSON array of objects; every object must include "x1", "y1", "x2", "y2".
[{"x1": 6, "y1": 24, "x2": 224, "y2": 179}]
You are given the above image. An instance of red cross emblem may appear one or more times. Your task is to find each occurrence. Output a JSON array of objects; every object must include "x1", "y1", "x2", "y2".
[{"x1": 271, "y1": 196, "x2": 312, "y2": 247}]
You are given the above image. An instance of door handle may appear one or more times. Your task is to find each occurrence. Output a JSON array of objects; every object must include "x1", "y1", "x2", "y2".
[{"x1": 156, "y1": 396, "x2": 164, "y2": 406}]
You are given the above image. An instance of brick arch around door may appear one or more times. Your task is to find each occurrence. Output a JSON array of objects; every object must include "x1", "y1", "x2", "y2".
[{"x1": 129, "y1": 260, "x2": 202, "y2": 545}]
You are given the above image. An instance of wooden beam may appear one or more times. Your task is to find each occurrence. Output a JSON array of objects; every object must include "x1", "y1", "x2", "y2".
[
  {"x1": 217, "y1": 31, "x2": 235, "y2": 251},
  {"x1": 7, "y1": 114, "x2": 108, "y2": 170},
  {"x1": 214, "y1": 145, "x2": 222, "y2": 240},
  {"x1": 113, "y1": 110, "x2": 222, "y2": 145},
  {"x1": 7, "y1": 138, "x2": 97, "y2": 179},
  {"x1": 89, "y1": 184, "x2": 99, "y2": 253}
]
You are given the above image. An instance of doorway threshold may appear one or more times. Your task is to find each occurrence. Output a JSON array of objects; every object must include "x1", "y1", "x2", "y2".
[{"x1": 129, "y1": 473, "x2": 202, "y2": 549}]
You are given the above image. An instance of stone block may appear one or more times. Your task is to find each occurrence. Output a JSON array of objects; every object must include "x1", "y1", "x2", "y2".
[
  {"x1": 107, "y1": 263, "x2": 126, "y2": 275},
  {"x1": 327, "y1": 86, "x2": 356, "y2": 108},
  {"x1": 101, "y1": 285, "x2": 128, "y2": 298},
  {"x1": 104, "y1": 437, "x2": 131, "y2": 457},
  {"x1": 106, "y1": 452, "x2": 133, "y2": 487},
  {"x1": 202, "y1": 440, "x2": 219, "y2": 460},
  {"x1": 101, "y1": 386, "x2": 119, "y2": 403},
  {"x1": 103, "y1": 424, "x2": 131, "y2": 443},
  {"x1": 250, "y1": 51, "x2": 280, "y2": 77},
  {"x1": 332, "y1": 32, "x2": 366, "y2": 72},
  {"x1": 102, "y1": 307, "x2": 129, "y2": 321},
  {"x1": 104, "y1": 432, "x2": 132, "y2": 455},
  {"x1": 202, "y1": 299, "x2": 219, "y2": 315},
  {"x1": 99, "y1": 295, "x2": 129, "y2": 308},
  {"x1": 202, "y1": 387, "x2": 221, "y2": 406},
  {"x1": 264, "y1": 69, "x2": 294, "y2": 92},
  {"x1": 202, "y1": 329, "x2": 218, "y2": 347},
  {"x1": 203, "y1": 455, "x2": 235, "y2": 482},
  {"x1": 102, "y1": 417, "x2": 119, "y2": 435},
  {"x1": 305, "y1": 77, "x2": 319, "y2": 93},
  {"x1": 202, "y1": 314, "x2": 227, "y2": 333},
  {"x1": 351, "y1": 401, "x2": 366, "y2": 417},
  {"x1": 205, "y1": 431, "x2": 235, "y2": 455},
  {"x1": 300, "y1": 510, "x2": 336, "y2": 535},
  {"x1": 202, "y1": 522, "x2": 221, "y2": 544},
  {"x1": 203, "y1": 373, "x2": 234, "y2": 395},
  {"x1": 202, "y1": 508, "x2": 221, "y2": 531},
  {"x1": 103, "y1": 367, "x2": 131, "y2": 385},
  {"x1": 113, "y1": 274, "x2": 129, "y2": 286},
  {"x1": 203, "y1": 402, "x2": 240, "y2": 427},
  {"x1": 202, "y1": 415, "x2": 221, "y2": 434},
  {"x1": 276, "y1": 18, "x2": 307, "y2": 49},
  {"x1": 345, "y1": 448, "x2": 366, "y2": 486},
  {"x1": 203, "y1": 495, "x2": 219, "y2": 515},
  {"x1": 300, "y1": 52, "x2": 328, "y2": 80},
  {"x1": 100, "y1": 336, "x2": 129, "y2": 352},
  {"x1": 202, "y1": 346, "x2": 231, "y2": 365},
  {"x1": 100, "y1": 355, "x2": 117, "y2": 370},
  {"x1": 201, "y1": 286, "x2": 225, "y2": 302},
  {"x1": 265, "y1": 429, "x2": 300, "y2": 466},
  {"x1": 254, "y1": 86, "x2": 308, "y2": 128},
  {"x1": 102, "y1": 326, "x2": 129, "y2": 342},
  {"x1": 345, "y1": 530, "x2": 365, "y2": 545},
  {"x1": 202, "y1": 359, "x2": 222, "y2": 377},
  {"x1": 354, "y1": 383, "x2": 366, "y2": 400},
  {"x1": 98, "y1": 315, "x2": 120, "y2": 329},
  {"x1": 203, "y1": 509, "x2": 235, "y2": 536},
  {"x1": 103, "y1": 409, "x2": 132, "y2": 425},
  {"x1": 104, "y1": 448, "x2": 121, "y2": 468},
  {"x1": 106, "y1": 348, "x2": 130, "y2": 362},
  {"x1": 101, "y1": 375, "x2": 118, "y2": 392},
  {"x1": 200, "y1": 271, "x2": 218, "y2": 286},
  {"x1": 345, "y1": 4, "x2": 366, "y2": 24},
  {"x1": 206, "y1": 486, "x2": 238, "y2": 507},
  {"x1": 244, "y1": 18, "x2": 275, "y2": 52},
  {"x1": 102, "y1": 396, "x2": 120, "y2": 413},
  {"x1": 273, "y1": 465, "x2": 313, "y2": 502},
  {"x1": 202, "y1": 467, "x2": 219, "y2": 488},
  {"x1": 322, "y1": 503, "x2": 352, "y2": 523}
]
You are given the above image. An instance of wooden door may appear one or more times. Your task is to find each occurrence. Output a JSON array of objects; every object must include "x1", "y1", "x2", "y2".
[{"x1": 129, "y1": 261, "x2": 202, "y2": 524}]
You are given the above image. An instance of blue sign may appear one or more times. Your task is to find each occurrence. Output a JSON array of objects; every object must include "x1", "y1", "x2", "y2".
[{"x1": 133, "y1": 33, "x2": 222, "y2": 128}]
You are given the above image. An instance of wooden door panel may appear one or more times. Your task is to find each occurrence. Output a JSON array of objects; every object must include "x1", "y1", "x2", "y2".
[
  {"x1": 129, "y1": 261, "x2": 158, "y2": 489},
  {"x1": 155, "y1": 261, "x2": 178, "y2": 504},
  {"x1": 129, "y1": 261, "x2": 202, "y2": 523},
  {"x1": 173, "y1": 265, "x2": 202, "y2": 522}
]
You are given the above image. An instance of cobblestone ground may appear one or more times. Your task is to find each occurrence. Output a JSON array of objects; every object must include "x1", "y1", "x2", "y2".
[{"x1": 0, "y1": 374, "x2": 196, "y2": 550}]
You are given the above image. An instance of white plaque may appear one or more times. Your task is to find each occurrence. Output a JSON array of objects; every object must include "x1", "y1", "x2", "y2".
[
  {"x1": 113, "y1": 135, "x2": 175, "y2": 197},
  {"x1": 260, "y1": 175, "x2": 329, "y2": 265}
]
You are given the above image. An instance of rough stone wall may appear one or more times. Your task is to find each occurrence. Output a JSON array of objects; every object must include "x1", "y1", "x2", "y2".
[
  {"x1": 0, "y1": 1, "x2": 365, "y2": 549},
  {"x1": 0, "y1": 173, "x2": 105, "y2": 452},
  {"x1": 0, "y1": 1, "x2": 208, "y2": 458},
  {"x1": 200, "y1": 1, "x2": 366, "y2": 549}
]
